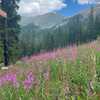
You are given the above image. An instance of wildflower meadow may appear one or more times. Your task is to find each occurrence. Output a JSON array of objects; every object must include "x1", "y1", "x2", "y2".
[{"x1": 0, "y1": 40, "x2": 99, "y2": 100}]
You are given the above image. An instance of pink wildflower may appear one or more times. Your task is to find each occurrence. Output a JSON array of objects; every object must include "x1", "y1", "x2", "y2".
[
  {"x1": 96, "y1": 47, "x2": 100, "y2": 52},
  {"x1": 23, "y1": 79, "x2": 33, "y2": 90},
  {"x1": 23, "y1": 72, "x2": 35, "y2": 90},
  {"x1": 71, "y1": 45, "x2": 78, "y2": 61},
  {"x1": 5, "y1": 73, "x2": 19, "y2": 88}
]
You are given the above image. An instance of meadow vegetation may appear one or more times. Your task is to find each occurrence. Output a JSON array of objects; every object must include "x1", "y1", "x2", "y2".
[{"x1": 0, "y1": 40, "x2": 100, "y2": 100}]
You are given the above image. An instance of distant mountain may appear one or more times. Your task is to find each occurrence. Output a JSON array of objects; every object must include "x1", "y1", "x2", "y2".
[
  {"x1": 20, "y1": 12, "x2": 65, "y2": 29},
  {"x1": 19, "y1": 6, "x2": 100, "y2": 55},
  {"x1": 54, "y1": 5, "x2": 100, "y2": 30},
  {"x1": 21, "y1": 6, "x2": 100, "y2": 33},
  {"x1": 20, "y1": 5, "x2": 100, "y2": 41},
  {"x1": 19, "y1": 23, "x2": 40, "y2": 45},
  {"x1": 20, "y1": 16, "x2": 34, "y2": 26}
]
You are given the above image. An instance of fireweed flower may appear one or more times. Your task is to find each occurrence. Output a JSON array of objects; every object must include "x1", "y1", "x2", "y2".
[
  {"x1": 71, "y1": 45, "x2": 78, "y2": 61},
  {"x1": 5, "y1": 73, "x2": 19, "y2": 88},
  {"x1": 96, "y1": 47, "x2": 100, "y2": 52},
  {"x1": 27, "y1": 71, "x2": 34, "y2": 81},
  {"x1": 23, "y1": 79, "x2": 33, "y2": 90},
  {"x1": 0, "y1": 73, "x2": 19, "y2": 88},
  {"x1": 27, "y1": 48, "x2": 68, "y2": 63},
  {"x1": 23, "y1": 72, "x2": 35, "y2": 90},
  {"x1": 66, "y1": 45, "x2": 78, "y2": 61}
]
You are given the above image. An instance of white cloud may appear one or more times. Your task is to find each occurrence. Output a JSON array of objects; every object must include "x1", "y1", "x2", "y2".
[
  {"x1": 18, "y1": 0, "x2": 66, "y2": 16},
  {"x1": 78, "y1": 0, "x2": 90, "y2": 4},
  {"x1": 77, "y1": 0, "x2": 100, "y2": 4}
]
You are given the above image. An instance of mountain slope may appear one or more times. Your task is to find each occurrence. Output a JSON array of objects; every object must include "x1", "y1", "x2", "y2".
[
  {"x1": 19, "y1": 5, "x2": 100, "y2": 56},
  {"x1": 20, "y1": 12, "x2": 64, "y2": 29},
  {"x1": 54, "y1": 6, "x2": 100, "y2": 30}
]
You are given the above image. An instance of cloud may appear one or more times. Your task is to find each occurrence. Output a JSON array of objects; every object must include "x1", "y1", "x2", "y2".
[
  {"x1": 18, "y1": 0, "x2": 66, "y2": 16},
  {"x1": 77, "y1": 0, "x2": 91, "y2": 4},
  {"x1": 76, "y1": 0, "x2": 100, "y2": 4}
]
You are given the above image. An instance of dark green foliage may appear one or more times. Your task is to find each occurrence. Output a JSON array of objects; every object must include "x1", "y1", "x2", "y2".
[
  {"x1": 95, "y1": 14, "x2": 100, "y2": 37},
  {"x1": 86, "y1": 6, "x2": 96, "y2": 41},
  {"x1": 0, "y1": 0, "x2": 20, "y2": 64}
]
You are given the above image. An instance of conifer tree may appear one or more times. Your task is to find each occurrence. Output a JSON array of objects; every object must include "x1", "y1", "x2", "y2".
[{"x1": 0, "y1": 0, "x2": 20, "y2": 65}]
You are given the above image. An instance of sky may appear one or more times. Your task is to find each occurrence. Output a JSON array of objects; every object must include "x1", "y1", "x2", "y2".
[{"x1": 18, "y1": 0, "x2": 100, "y2": 16}]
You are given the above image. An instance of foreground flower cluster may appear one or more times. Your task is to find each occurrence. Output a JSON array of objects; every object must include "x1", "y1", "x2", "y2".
[
  {"x1": 23, "y1": 72, "x2": 36, "y2": 90},
  {"x1": 0, "y1": 73, "x2": 18, "y2": 87},
  {"x1": 0, "y1": 72, "x2": 37, "y2": 91}
]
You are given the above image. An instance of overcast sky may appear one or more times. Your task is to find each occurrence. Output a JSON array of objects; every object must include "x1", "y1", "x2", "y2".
[{"x1": 18, "y1": 0, "x2": 99, "y2": 16}]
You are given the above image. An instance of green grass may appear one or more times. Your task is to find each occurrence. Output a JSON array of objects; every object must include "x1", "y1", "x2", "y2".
[{"x1": 0, "y1": 41, "x2": 100, "y2": 100}]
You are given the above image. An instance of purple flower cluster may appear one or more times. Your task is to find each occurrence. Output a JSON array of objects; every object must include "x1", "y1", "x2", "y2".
[
  {"x1": 23, "y1": 72, "x2": 35, "y2": 90},
  {"x1": 96, "y1": 47, "x2": 100, "y2": 52},
  {"x1": 0, "y1": 72, "x2": 37, "y2": 91},
  {"x1": 0, "y1": 73, "x2": 19, "y2": 88},
  {"x1": 21, "y1": 45, "x2": 79, "y2": 63}
]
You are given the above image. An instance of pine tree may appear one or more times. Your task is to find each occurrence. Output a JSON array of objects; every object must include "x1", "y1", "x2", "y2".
[
  {"x1": 95, "y1": 14, "x2": 100, "y2": 37},
  {"x1": 0, "y1": 0, "x2": 20, "y2": 65},
  {"x1": 87, "y1": 6, "x2": 96, "y2": 41}
]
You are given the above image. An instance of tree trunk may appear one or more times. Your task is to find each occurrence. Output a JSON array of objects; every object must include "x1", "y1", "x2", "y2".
[{"x1": 3, "y1": 17, "x2": 9, "y2": 66}]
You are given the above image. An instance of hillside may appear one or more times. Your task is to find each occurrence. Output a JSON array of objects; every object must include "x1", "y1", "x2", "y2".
[
  {"x1": 55, "y1": 5, "x2": 100, "y2": 29},
  {"x1": 0, "y1": 40, "x2": 100, "y2": 99},
  {"x1": 19, "y1": 6, "x2": 100, "y2": 57}
]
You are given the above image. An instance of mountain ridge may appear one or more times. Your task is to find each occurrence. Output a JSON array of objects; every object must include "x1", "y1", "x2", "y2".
[{"x1": 20, "y1": 12, "x2": 65, "y2": 28}]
